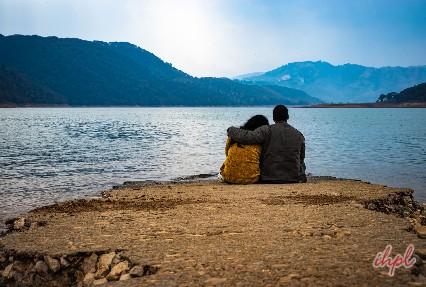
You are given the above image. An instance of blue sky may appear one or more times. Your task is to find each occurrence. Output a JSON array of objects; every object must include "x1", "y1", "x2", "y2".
[{"x1": 1, "y1": 0, "x2": 425, "y2": 77}]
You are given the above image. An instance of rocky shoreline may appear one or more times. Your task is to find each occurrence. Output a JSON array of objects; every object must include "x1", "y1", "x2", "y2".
[{"x1": 1, "y1": 179, "x2": 426, "y2": 286}]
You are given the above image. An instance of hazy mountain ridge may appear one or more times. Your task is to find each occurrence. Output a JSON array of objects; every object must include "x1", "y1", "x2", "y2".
[
  {"x1": 238, "y1": 61, "x2": 426, "y2": 103},
  {"x1": 0, "y1": 35, "x2": 321, "y2": 106}
]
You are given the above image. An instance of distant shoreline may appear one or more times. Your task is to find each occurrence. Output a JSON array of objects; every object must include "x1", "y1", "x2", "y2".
[
  {"x1": 2, "y1": 102, "x2": 426, "y2": 108},
  {"x1": 303, "y1": 102, "x2": 426, "y2": 108}
]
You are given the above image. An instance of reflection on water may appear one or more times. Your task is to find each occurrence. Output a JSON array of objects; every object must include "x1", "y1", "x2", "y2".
[{"x1": 0, "y1": 107, "x2": 425, "y2": 224}]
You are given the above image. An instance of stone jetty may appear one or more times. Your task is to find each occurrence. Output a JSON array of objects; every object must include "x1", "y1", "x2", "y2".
[{"x1": 1, "y1": 179, "x2": 426, "y2": 286}]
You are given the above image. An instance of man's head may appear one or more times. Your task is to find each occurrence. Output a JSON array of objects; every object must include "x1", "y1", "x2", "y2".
[{"x1": 273, "y1": 105, "x2": 289, "y2": 122}]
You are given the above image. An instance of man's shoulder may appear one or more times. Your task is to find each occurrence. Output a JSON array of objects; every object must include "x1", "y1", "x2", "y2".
[{"x1": 272, "y1": 122, "x2": 304, "y2": 136}]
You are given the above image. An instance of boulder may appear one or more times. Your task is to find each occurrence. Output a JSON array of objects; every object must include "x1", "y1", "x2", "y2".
[
  {"x1": 97, "y1": 252, "x2": 115, "y2": 270},
  {"x1": 94, "y1": 267, "x2": 109, "y2": 279},
  {"x1": 44, "y1": 256, "x2": 61, "y2": 272},
  {"x1": 106, "y1": 261, "x2": 129, "y2": 281},
  {"x1": 119, "y1": 273, "x2": 132, "y2": 281},
  {"x1": 129, "y1": 265, "x2": 145, "y2": 277},
  {"x1": 34, "y1": 261, "x2": 49, "y2": 275},
  {"x1": 2, "y1": 263, "x2": 14, "y2": 278}
]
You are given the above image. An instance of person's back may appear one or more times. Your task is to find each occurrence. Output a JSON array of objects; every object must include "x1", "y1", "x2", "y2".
[
  {"x1": 220, "y1": 115, "x2": 269, "y2": 184},
  {"x1": 220, "y1": 137, "x2": 262, "y2": 184},
  {"x1": 227, "y1": 105, "x2": 306, "y2": 183},
  {"x1": 260, "y1": 121, "x2": 306, "y2": 183}
]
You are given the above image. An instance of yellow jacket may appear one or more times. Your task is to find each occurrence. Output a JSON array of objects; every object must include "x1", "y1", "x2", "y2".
[{"x1": 220, "y1": 137, "x2": 262, "y2": 184}]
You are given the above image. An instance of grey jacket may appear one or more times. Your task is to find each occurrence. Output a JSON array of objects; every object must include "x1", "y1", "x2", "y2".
[{"x1": 227, "y1": 121, "x2": 306, "y2": 183}]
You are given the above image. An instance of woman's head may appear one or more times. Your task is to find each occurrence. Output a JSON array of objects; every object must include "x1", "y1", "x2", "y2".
[{"x1": 242, "y1": 115, "x2": 269, "y2": 131}]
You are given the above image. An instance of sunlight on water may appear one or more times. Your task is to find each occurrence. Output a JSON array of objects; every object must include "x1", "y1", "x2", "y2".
[{"x1": 0, "y1": 107, "x2": 425, "y2": 224}]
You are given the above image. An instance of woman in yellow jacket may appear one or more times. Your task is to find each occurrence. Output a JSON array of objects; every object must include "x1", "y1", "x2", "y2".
[{"x1": 220, "y1": 115, "x2": 269, "y2": 184}]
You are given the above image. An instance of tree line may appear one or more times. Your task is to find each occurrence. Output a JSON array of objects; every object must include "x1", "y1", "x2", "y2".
[{"x1": 377, "y1": 82, "x2": 426, "y2": 103}]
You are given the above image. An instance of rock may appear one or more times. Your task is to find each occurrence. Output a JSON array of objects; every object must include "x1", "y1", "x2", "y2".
[
  {"x1": 388, "y1": 193, "x2": 397, "y2": 203},
  {"x1": 83, "y1": 272, "x2": 95, "y2": 286},
  {"x1": 84, "y1": 272, "x2": 95, "y2": 281},
  {"x1": 280, "y1": 273, "x2": 302, "y2": 282},
  {"x1": 106, "y1": 261, "x2": 129, "y2": 281},
  {"x1": 416, "y1": 248, "x2": 426, "y2": 260},
  {"x1": 414, "y1": 225, "x2": 426, "y2": 239},
  {"x1": 204, "y1": 277, "x2": 227, "y2": 285},
  {"x1": 81, "y1": 253, "x2": 98, "y2": 274},
  {"x1": 97, "y1": 251, "x2": 115, "y2": 270},
  {"x1": 336, "y1": 231, "x2": 351, "y2": 237},
  {"x1": 34, "y1": 260, "x2": 49, "y2": 275},
  {"x1": 94, "y1": 267, "x2": 110, "y2": 279},
  {"x1": 60, "y1": 256, "x2": 70, "y2": 268},
  {"x1": 2, "y1": 263, "x2": 14, "y2": 278},
  {"x1": 0, "y1": 252, "x2": 6, "y2": 263},
  {"x1": 13, "y1": 260, "x2": 27, "y2": 274},
  {"x1": 92, "y1": 278, "x2": 108, "y2": 285},
  {"x1": 411, "y1": 254, "x2": 424, "y2": 276},
  {"x1": 367, "y1": 203, "x2": 377, "y2": 210},
  {"x1": 13, "y1": 218, "x2": 31, "y2": 230},
  {"x1": 119, "y1": 273, "x2": 132, "y2": 281},
  {"x1": 75, "y1": 270, "x2": 84, "y2": 282},
  {"x1": 21, "y1": 272, "x2": 36, "y2": 286},
  {"x1": 111, "y1": 254, "x2": 122, "y2": 268},
  {"x1": 129, "y1": 265, "x2": 145, "y2": 277},
  {"x1": 11, "y1": 270, "x2": 23, "y2": 283},
  {"x1": 352, "y1": 202, "x2": 364, "y2": 208},
  {"x1": 44, "y1": 255, "x2": 61, "y2": 272},
  {"x1": 145, "y1": 265, "x2": 159, "y2": 276}
]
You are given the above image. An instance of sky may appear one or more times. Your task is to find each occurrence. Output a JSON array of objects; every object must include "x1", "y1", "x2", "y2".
[{"x1": 1, "y1": 0, "x2": 426, "y2": 78}]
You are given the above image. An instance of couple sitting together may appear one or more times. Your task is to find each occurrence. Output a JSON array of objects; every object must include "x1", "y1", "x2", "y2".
[{"x1": 220, "y1": 105, "x2": 307, "y2": 184}]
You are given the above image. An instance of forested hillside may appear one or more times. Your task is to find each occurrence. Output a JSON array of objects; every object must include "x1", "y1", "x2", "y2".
[
  {"x1": 377, "y1": 82, "x2": 426, "y2": 103},
  {"x1": 0, "y1": 64, "x2": 65, "y2": 105},
  {"x1": 0, "y1": 35, "x2": 320, "y2": 106}
]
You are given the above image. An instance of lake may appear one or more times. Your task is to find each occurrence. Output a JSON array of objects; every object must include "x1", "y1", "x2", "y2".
[{"x1": 1, "y1": 107, "x2": 425, "y2": 224}]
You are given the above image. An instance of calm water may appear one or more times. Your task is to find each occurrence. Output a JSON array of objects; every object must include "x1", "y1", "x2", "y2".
[{"x1": 1, "y1": 107, "x2": 425, "y2": 223}]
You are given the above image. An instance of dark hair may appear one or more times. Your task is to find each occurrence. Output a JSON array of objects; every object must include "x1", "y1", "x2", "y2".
[
  {"x1": 241, "y1": 115, "x2": 269, "y2": 131},
  {"x1": 273, "y1": 105, "x2": 289, "y2": 122}
]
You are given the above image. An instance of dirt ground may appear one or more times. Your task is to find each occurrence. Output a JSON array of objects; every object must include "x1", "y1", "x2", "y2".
[{"x1": 1, "y1": 180, "x2": 426, "y2": 286}]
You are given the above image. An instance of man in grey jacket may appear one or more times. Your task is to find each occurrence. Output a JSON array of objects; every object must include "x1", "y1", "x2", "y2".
[{"x1": 227, "y1": 105, "x2": 307, "y2": 183}]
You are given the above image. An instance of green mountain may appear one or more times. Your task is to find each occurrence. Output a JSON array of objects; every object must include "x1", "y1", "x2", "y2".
[
  {"x1": 237, "y1": 61, "x2": 426, "y2": 103},
  {"x1": 0, "y1": 35, "x2": 321, "y2": 106},
  {"x1": 0, "y1": 64, "x2": 65, "y2": 105},
  {"x1": 377, "y1": 82, "x2": 426, "y2": 103}
]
